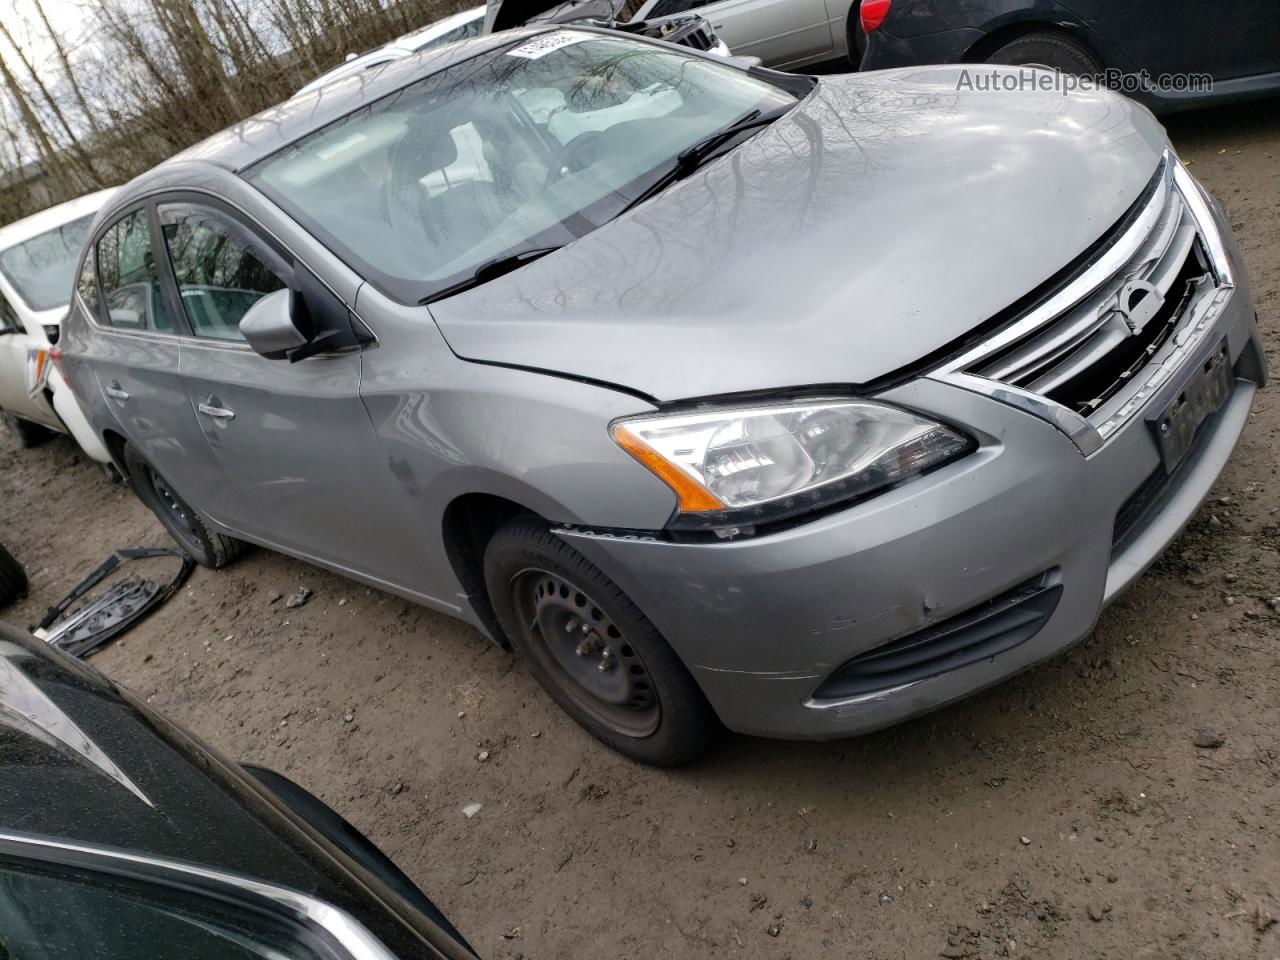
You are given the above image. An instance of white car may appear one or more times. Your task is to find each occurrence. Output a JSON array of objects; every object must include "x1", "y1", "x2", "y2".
[
  {"x1": 294, "y1": 6, "x2": 488, "y2": 96},
  {"x1": 0, "y1": 189, "x2": 115, "y2": 461}
]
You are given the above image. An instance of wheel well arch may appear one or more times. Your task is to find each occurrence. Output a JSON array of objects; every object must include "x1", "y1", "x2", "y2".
[
  {"x1": 441, "y1": 492, "x2": 534, "y2": 650},
  {"x1": 846, "y1": 0, "x2": 865, "y2": 63},
  {"x1": 102, "y1": 429, "x2": 129, "y2": 474},
  {"x1": 962, "y1": 20, "x2": 1103, "y2": 66}
]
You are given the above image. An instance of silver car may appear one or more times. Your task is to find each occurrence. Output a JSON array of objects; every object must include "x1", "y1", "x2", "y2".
[
  {"x1": 62, "y1": 27, "x2": 1266, "y2": 765},
  {"x1": 631, "y1": 0, "x2": 857, "y2": 69}
]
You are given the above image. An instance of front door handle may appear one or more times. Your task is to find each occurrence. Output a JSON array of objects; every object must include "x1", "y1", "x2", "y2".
[
  {"x1": 197, "y1": 401, "x2": 235, "y2": 420},
  {"x1": 105, "y1": 384, "x2": 129, "y2": 401}
]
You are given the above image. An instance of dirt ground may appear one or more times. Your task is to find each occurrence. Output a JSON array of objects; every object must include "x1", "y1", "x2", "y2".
[{"x1": 3, "y1": 103, "x2": 1279, "y2": 960}]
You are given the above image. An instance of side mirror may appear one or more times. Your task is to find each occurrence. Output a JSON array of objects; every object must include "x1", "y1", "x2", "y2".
[{"x1": 240, "y1": 288, "x2": 307, "y2": 359}]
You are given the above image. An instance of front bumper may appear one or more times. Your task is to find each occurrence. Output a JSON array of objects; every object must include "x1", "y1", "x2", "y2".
[{"x1": 562, "y1": 288, "x2": 1265, "y2": 739}]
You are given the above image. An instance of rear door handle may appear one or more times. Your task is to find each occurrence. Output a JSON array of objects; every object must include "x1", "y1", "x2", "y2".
[
  {"x1": 105, "y1": 384, "x2": 129, "y2": 401},
  {"x1": 197, "y1": 402, "x2": 235, "y2": 420}
]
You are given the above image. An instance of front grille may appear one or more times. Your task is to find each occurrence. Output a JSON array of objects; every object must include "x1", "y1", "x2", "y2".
[
  {"x1": 812, "y1": 572, "x2": 1062, "y2": 699},
  {"x1": 684, "y1": 26, "x2": 713, "y2": 50},
  {"x1": 965, "y1": 158, "x2": 1216, "y2": 430}
]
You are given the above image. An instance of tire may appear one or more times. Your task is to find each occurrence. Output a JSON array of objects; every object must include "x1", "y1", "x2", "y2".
[
  {"x1": 984, "y1": 32, "x2": 1103, "y2": 76},
  {"x1": 1, "y1": 413, "x2": 54, "y2": 449},
  {"x1": 122, "y1": 444, "x2": 243, "y2": 569},
  {"x1": 0, "y1": 541, "x2": 27, "y2": 607},
  {"x1": 484, "y1": 516, "x2": 718, "y2": 766}
]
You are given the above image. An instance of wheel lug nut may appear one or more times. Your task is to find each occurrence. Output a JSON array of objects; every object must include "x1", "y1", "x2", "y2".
[
  {"x1": 565, "y1": 619, "x2": 577, "y2": 634},
  {"x1": 580, "y1": 622, "x2": 591, "y2": 636},
  {"x1": 575, "y1": 637, "x2": 596, "y2": 657},
  {"x1": 598, "y1": 648, "x2": 616, "y2": 672}
]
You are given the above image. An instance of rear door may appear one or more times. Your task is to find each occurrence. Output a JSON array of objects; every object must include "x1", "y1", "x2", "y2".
[
  {"x1": 641, "y1": 0, "x2": 834, "y2": 67},
  {"x1": 84, "y1": 206, "x2": 223, "y2": 505},
  {"x1": 1063, "y1": 0, "x2": 1280, "y2": 81},
  {"x1": 155, "y1": 198, "x2": 407, "y2": 581}
]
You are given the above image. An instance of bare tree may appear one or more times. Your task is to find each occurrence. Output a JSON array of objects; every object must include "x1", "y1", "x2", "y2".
[{"x1": 0, "y1": 0, "x2": 469, "y2": 221}]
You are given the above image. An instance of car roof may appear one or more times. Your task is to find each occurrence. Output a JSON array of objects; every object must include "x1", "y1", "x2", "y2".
[
  {"x1": 0, "y1": 187, "x2": 118, "y2": 252},
  {"x1": 162, "y1": 26, "x2": 548, "y2": 177}
]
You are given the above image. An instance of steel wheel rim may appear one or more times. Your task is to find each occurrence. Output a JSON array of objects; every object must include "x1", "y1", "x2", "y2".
[
  {"x1": 147, "y1": 467, "x2": 198, "y2": 541},
  {"x1": 511, "y1": 568, "x2": 660, "y2": 738}
]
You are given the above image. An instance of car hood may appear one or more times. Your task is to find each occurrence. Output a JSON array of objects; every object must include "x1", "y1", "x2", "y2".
[{"x1": 429, "y1": 66, "x2": 1168, "y2": 402}]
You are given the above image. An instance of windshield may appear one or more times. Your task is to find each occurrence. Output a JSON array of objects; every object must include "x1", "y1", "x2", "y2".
[
  {"x1": 249, "y1": 31, "x2": 795, "y2": 303},
  {"x1": 0, "y1": 214, "x2": 95, "y2": 312}
]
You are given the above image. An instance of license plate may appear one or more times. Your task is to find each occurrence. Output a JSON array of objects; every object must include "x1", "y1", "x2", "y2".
[{"x1": 1151, "y1": 341, "x2": 1232, "y2": 471}]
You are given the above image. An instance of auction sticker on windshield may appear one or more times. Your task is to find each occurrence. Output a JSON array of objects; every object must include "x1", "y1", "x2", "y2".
[{"x1": 506, "y1": 31, "x2": 590, "y2": 60}]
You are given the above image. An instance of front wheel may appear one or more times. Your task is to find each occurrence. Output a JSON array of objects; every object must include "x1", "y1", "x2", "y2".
[
  {"x1": 0, "y1": 542, "x2": 27, "y2": 607},
  {"x1": 484, "y1": 517, "x2": 718, "y2": 766},
  {"x1": 1, "y1": 413, "x2": 54, "y2": 449},
  {"x1": 122, "y1": 444, "x2": 243, "y2": 568}
]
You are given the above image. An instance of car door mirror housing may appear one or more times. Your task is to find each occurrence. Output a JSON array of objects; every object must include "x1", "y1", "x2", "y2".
[{"x1": 239, "y1": 288, "x2": 307, "y2": 359}]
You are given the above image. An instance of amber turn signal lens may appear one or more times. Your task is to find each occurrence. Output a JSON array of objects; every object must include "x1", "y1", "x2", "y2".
[{"x1": 612, "y1": 425, "x2": 727, "y2": 513}]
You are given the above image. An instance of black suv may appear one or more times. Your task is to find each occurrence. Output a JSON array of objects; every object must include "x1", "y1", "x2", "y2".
[{"x1": 858, "y1": 0, "x2": 1280, "y2": 113}]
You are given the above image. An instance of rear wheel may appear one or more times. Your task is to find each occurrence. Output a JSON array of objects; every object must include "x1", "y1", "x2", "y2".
[
  {"x1": 984, "y1": 32, "x2": 1103, "y2": 76},
  {"x1": 0, "y1": 542, "x2": 27, "y2": 607},
  {"x1": 484, "y1": 516, "x2": 717, "y2": 766},
  {"x1": 1, "y1": 413, "x2": 54, "y2": 449},
  {"x1": 122, "y1": 444, "x2": 243, "y2": 568}
]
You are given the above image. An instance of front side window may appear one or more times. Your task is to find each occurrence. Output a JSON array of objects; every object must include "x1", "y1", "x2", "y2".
[
  {"x1": 0, "y1": 861, "x2": 331, "y2": 960},
  {"x1": 0, "y1": 213, "x2": 95, "y2": 312},
  {"x1": 248, "y1": 32, "x2": 795, "y2": 303},
  {"x1": 159, "y1": 206, "x2": 286, "y2": 342},
  {"x1": 96, "y1": 211, "x2": 175, "y2": 333}
]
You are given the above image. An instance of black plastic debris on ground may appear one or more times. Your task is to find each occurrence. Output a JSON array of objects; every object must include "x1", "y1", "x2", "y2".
[{"x1": 32, "y1": 548, "x2": 194, "y2": 658}]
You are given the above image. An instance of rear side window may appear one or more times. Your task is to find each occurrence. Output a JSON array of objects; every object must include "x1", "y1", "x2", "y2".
[
  {"x1": 96, "y1": 210, "x2": 176, "y2": 333},
  {"x1": 159, "y1": 206, "x2": 286, "y2": 343},
  {"x1": 417, "y1": 17, "x2": 482, "y2": 51},
  {"x1": 76, "y1": 250, "x2": 100, "y2": 320}
]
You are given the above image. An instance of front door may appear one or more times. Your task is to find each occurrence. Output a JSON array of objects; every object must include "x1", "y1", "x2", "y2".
[
  {"x1": 1064, "y1": 0, "x2": 1280, "y2": 82},
  {"x1": 155, "y1": 200, "x2": 406, "y2": 583},
  {"x1": 0, "y1": 291, "x2": 38, "y2": 423}
]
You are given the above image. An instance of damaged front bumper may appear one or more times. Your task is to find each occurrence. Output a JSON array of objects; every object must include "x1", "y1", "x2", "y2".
[{"x1": 560, "y1": 286, "x2": 1265, "y2": 740}]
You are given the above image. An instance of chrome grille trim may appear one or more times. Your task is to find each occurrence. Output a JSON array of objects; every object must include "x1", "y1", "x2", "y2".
[{"x1": 929, "y1": 151, "x2": 1232, "y2": 454}]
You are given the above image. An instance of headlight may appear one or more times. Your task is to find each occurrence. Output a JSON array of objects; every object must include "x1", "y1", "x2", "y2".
[
  {"x1": 1172, "y1": 157, "x2": 1234, "y2": 285},
  {"x1": 612, "y1": 399, "x2": 972, "y2": 531}
]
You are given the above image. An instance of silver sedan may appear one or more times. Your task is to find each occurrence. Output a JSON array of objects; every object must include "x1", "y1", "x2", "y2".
[{"x1": 62, "y1": 26, "x2": 1265, "y2": 764}]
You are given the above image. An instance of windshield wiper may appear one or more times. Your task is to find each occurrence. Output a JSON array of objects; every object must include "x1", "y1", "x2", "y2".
[
  {"x1": 420, "y1": 246, "x2": 562, "y2": 305},
  {"x1": 621, "y1": 107, "x2": 789, "y2": 214}
]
